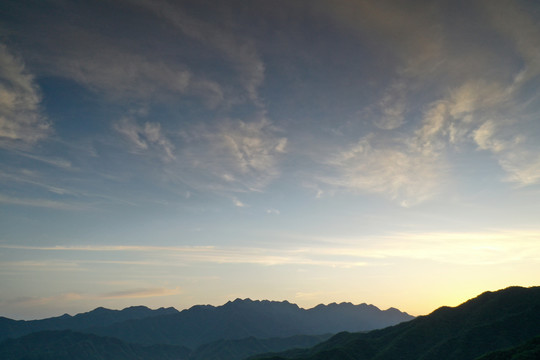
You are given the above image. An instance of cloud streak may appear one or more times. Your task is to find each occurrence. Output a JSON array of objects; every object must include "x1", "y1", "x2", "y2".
[
  {"x1": 0, "y1": 44, "x2": 50, "y2": 147},
  {"x1": 179, "y1": 117, "x2": 287, "y2": 192},
  {"x1": 135, "y1": 0, "x2": 265, "y2": 103},
  {"x1": 317, "y1": 134, "x2": 444, "y2": 206},
  {"x1": 99, "y1": 287, "x2": 181, "y2": 299},
  {"x1": 3, "y1": 228, "x2": 539, "y2": 267},
  {"x1": 115, "y1": 117, "x2": 176, "y2": 162}
]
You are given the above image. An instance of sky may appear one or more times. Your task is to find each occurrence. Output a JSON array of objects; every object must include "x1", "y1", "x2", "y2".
[{"x1": 1, "y1": 0, "x2": 539, "y2": 320}]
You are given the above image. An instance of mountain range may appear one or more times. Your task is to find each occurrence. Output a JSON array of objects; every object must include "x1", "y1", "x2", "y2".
[
  {"x1": 251, "y1": 286, "x2": 540, "y2": 360},
  {"x1": 0, "y1": 298, "x2": 412, "y2": 360},
  {"x1": 1, "y1": 287, "x2": 539, "y2": 360}
]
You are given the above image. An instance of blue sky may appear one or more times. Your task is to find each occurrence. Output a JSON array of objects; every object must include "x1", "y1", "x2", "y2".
[{"x1": 1, "y1": 0, "x2": 539, "y2": 320}]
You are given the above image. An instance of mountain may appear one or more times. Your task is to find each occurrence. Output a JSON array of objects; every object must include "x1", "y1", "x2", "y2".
[
  {"x1": 189, "y1": 334, "x2": 332, "y2": 360},
  {"x1": 0, "y1": 330, "x2": 330, "y2": 360},
  {"x1": 85, "y1": 299, "x2": 413, "y2": 348},
  {"x1": 0, "y1": 330, "x2": 190, "y2": 360},
  {"x1": 475, "y1": 335, "x2": 540, "y2": 360},
  {"x1": 0, "y1": 305, "x2": 178, "y2": 341},
  {"x1": 252, "y1": 286, "x2": 540, "y2": 360}
]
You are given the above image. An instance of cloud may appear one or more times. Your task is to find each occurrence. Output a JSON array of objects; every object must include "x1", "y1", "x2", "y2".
[
  {"x1": 0, "y1": 44, "x2": 50, "y2": 147},
  {"x1": 12, "y1": 152, "x2": 72, "y2": 169},
  {"x1": 498, "y1": 149, "x2": 540, "y2": 186},
  {"x1": 115, "y1": 117, "x2": 175, "y2": 161},
  {"x1": 285, "y1": 229, "x2": 540, "y2": 266},
  {"x1": 1, "y1": 288, "x2": 180, "y2": 307},
  {"x1": 482, "y1": 0, "x2": 540, "y2": 77},
  {"x1": 135, "y1": 0, "x2": 265, "y2": 103},
  {"x1": 99, "y1": 287, "x2": 181, "y2": 299},
  {"x1": 266, "y1": 208, "x2": 280, "y2": 215},
  {"x1": 2, "y1": 293, "x2": 84, "y2": 307},
  {"x1": 4, "y1": 228, "x2": 540, "y2": 268},
  {"x1": 59, "y1": 48, "x2": 192, "y2": 100},
  {"x1": 317, "y1": 134, "x2": 444, "y2": 206},
  {"x1": 318, "y1": 0, "x2": 445, "y2": 77},
  {"x1": 32, "y1": 24, "x2": 225, "y2": 107},
  {"x1": 233, "y1": 198, "x2": 248, "y2": 207},
  {"x1": 0, "y1": 243, "x2": 367, "y2": 268},
  {"x1": 368, "y1": 82, "x2": 407, "y2": 130},
  {"x1": 473, "y1": 121, "x2": 513, "y2": 153},
  {"x1": 181, "y1": 117, "x2": 287, "y2": 192},
  {"x1": 0, "y1": 194, "x2": 82, "y2": 210}
]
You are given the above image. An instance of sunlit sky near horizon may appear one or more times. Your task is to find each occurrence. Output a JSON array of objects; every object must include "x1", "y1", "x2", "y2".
[{"x1": 1, "y1": 0, "x2": 540, "y2": 320}]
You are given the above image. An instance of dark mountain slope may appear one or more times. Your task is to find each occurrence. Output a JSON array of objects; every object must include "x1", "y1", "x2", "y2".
[
  {"x1": 253, "y1": 286, "x2": 540, "y2": 360},
  {"x1": 189, "y1": 334, "x2": 332, "y2": 360},
  {"x1": 0, "y1": 305, "x2": 178, "y2": 341},
  {"x1": 0, "y1": 329, "x2": 330, "y2": 360},
  {"x1": 0, "y1": 330, "x2": 190, "y2": 360},
  {"x1": 88, "y1": 299, "x2": 413, "y2": 348},
  {"x1": 475, "y1": 336, "x2": 540, "y2": 360}
]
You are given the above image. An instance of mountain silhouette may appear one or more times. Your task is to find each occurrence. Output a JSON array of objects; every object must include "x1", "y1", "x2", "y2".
[
  {"x1": 251, "y1": 286, "x2": 540, "y2": 360},
  {"x1": 84, "y1": 299, "x2": 413, "y2": 348},
  {"x1": 475, "y1": 335, "x2": 540, "y2": 360},
  {"x1": 0, "y1": 330, "x2": 332, "y2": 360},
  {"x1": 0, "y1": 330, "x2": 190, "y2": 360},
  {"x1": 0, "y1": 305, "x2": 178, "y2": 341}
]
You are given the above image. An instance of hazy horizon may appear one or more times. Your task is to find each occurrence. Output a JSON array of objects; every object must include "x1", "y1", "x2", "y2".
[{"x1": 1, "y1": 0, "x2": 539, "y2": 320}]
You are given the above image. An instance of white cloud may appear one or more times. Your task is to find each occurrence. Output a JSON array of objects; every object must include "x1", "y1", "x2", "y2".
[
  {"x1": 0, "y1": 44, "x2": 50, "y2": 147},
  {"x1": 473, "y1": 121, "x2": 510, "y2": 153},
  {"x1": 182, "y1": 117, "x2": 287, "y2": 192},
  {"x1": 4, "y1": 228, "x2": 539, "y2": 268},
  {"x1": 233, "y1": 197, "x2": 248, "y2": 207},
  {"x1": 498, "y1": 150, "x2": 540, "y2": 186},
  {"x1": 318, "y1": 134, "x2": 444, "y2": 206},
  {"x1": 115, "y1": 117, "x2": 175, "y2": 162}
]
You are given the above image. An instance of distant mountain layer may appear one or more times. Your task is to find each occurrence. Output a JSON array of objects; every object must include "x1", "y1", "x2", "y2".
[
  {"x1": 0, "y1": 330, "x2": 331, "y2": 360},
  {"x1": 252, "y1": 286, "x2": 540, "y2": 360},
  {"x1": 0, "y1": 330, "x2": 190, "y2": 360},
  {"x1": 0, "y1": 299, "x2": 414, "y2": 348},
  {"x1": 0, "y1": 305, "x2": 178, "y2": 340},
  {"x1": 87, "y1": 299, "x2": 413, "y2": 348},
  {"x1": 189, "y1": 334, "x2": 332, "y2": 360}
]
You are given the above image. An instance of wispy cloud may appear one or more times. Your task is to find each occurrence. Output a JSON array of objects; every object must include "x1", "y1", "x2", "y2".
[
  {"x1": 317, "y1": 134, "x2": 444, "y2": 207},
  {"x1": 115, "y1": 117, "x2": 175, "y2": 162},
  {"x1": 367, "y1": 81, "x2": 407, "y2": 130},
  {"x1": 1, "y1": 287, "x2": 180, "y2": 307},
  {"x1": 233, "y1": 197, "x2": 248, "y2": 207},
  {"x1": 1, "y1": 293, "x2": 84, "y2": 307},
  {"x1": 4, "y1": 229, "x2": 539, "y2": 267},
  {"x1": 0, "y1": 194, "x2": 83, "y2": 210},
  {"x1": 0, "y1": 43, "x2": 50, "y2": 147},
  {"x1": 99, "y1": 287, "x2": 181, "y2": 299},
  {"x1": 136, "y1": 0, "x2": 265, "y2": 104},
  {"x1": 180, "y1": 117, "x2": 287, "y2": 192},
  {"x1": 11, "y1": 151, "x2": 72, "y2": 169}
]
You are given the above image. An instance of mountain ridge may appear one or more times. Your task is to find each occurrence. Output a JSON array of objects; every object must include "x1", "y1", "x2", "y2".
[
  {"x1": 251, "y1": 286, "x2": 540, "y2": 360},
  {"x1": 86, "y1": 299, "x2": 413, "y2": 348},
  {"x1": 0, "y1": 299, "x2": 414, "y2": 349}
]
